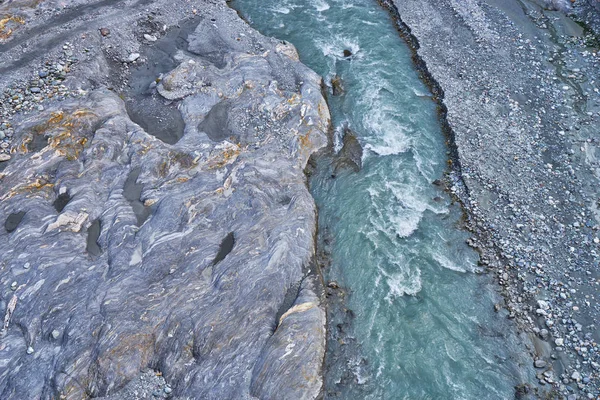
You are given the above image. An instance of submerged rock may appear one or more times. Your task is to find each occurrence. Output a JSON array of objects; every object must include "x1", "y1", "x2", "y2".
[
  {"x1": 333, "y1": 126, "x2": 363, "y2": 173},
  {"x1": 0, "y1": 1, "x2": 329, "y2": 399},
  {"x1": 331, "y1": 75, "x2": 344, "y2": 96}
]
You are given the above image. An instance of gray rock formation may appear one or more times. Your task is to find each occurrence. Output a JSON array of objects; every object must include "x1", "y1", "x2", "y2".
[{"x1": 0, "y1": 1, "x2": 329, "y2": 399}]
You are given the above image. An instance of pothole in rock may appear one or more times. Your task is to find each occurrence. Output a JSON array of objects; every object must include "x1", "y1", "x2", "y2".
[
  {"x1": 198, "y1": 100, "x2": 234, "y2": 142},
  {"x1": 124, "y1": 18, "x2": 200, "y2": 145},
  {"x1": 53, "y1": 192, "x2": 71, "y2": 213},
  {"x1": 27, "y1": 133, "x2": 49, "y2": 152},
  {"x1": 5, "y1": 211, "x2": 25, "y2": 233},
  {"x1": 213, "y1": 232, "x2": 235, "y2": 265},
  {"x1": 123, "y1": 167, "x2": 151, "y2": 226},
  {"x1": 86, "y1": 219, "x2": 102, "y2": 256}
]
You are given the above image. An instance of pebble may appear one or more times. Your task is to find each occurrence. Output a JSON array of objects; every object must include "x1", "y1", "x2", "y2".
[
  {"x1": 0, "y1": 154, "x2": 10, "y2": 162},
  {"x1": 572, "y1": 371, "x2": 582, "y2": 381},
  {"x1": 127, "y1": 53, "x2": 141, "y2": 62},
  {"x1": 556, "y1": 338, "x2": 565, "y2": 346},
  {"x1": 26, "y1": 346, "x2": 34, "y2": 354},
  {"x1": 51, "y1": 330, "x2": 60, "y2": 339},
  {"x1": 100, "y1": 27, "x2": 110, "y2": 36},
  {"x1": 164, "y1": 386, "x2": 172, "y2": 394},
  {"x1": 144, "y1": 34, "x2": 157, "y2": 42},
  {"x1": 535, "y1": 359, "x2": 547, "y2": 368}
]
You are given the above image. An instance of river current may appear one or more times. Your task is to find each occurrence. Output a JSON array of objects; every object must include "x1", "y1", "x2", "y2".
[{"x1": 231, "y1": 0, "x2": 536, "y2": 398}]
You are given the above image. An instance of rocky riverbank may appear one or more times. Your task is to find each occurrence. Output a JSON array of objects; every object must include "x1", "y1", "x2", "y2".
[
  {"x1": 385, "y1": 0, "x2": 600, "y2": 398},
  {"x1": 0, "y1": 0, "x2": 329, "y2": 398}
]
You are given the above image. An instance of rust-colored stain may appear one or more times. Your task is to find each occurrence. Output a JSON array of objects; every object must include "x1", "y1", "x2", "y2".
[
  {"x1": 3, "y1": 176, "x2": 54, "y2": 200},
  {"x1": 21, "y1": 109, "x2": 96, "y2": 160},
  {"x1": 0, "y1": 15, "x2": 25, "y2": 40},
  {"x1": 207, "y1": 145, "x2": 242, "y2": 169},
  {"x1": 298, "y1": 130, "x2": 312, "y2": 149}
]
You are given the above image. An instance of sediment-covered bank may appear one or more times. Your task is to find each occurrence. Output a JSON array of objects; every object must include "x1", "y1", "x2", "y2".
[
  {"x1": 385, "y1": 0, "x2": 600, "y2": 397},
  {"x1": 0, "y1": 0, "x2": 329, "y2": 398}
]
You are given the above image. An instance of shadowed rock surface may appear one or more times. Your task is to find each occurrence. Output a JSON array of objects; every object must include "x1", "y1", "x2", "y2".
[{"x1": 0, "y1": 1, "x2": 328, "y2": 399}]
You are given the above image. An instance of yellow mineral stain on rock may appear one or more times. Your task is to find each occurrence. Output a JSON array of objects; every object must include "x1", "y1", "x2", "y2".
[{"x1": 0, "y1": 15, "x2": 25, "y2": 40}]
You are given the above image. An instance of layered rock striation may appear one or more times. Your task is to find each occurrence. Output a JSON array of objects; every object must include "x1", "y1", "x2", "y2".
[{"x1": 0, "y1": 1, "x2": 328, "y2": 398}]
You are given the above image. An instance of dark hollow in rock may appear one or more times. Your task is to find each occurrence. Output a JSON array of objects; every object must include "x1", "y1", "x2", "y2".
[
  {"x1": 198, "y1": 100, "x2": 234, "y2": 142},
  {"x1": 213, "y1": 232, "x2": 235, "y2": 265},
  {"x1": 86, "y1": 219, "x2": 102, "y2": 256},
  {"x1": 4, "y1": 211, "x2": 26, "y2": 233},
  {"x1": 123, "y1": 19, "x2": 200, "y2": 145},
  {"x1": 123, "y1": 167, "x2": 151, "y2": 226},
  {"x1": 125, "y1": 98, "x2": 185, "y2": 145},
  {"x1": 331, "y1": 75, "x2": 344, "y2": 96},
  {"x1": 333, "y1": 126, "x2": 363, "y2": 173},
  {"x1": 274, "y1": 282, "x2": 302, "y2": 329},
  {"x1": 53, "y1": 192, "x2": 71, "y2": 213},
  {"x1": 28, "y1": 133, "x2": 49, "y2": 152}
]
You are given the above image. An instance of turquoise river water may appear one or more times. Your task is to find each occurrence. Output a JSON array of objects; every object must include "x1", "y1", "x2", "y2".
[{"x1": 231, "y1": 0, "x2": 537, "y2": 398}]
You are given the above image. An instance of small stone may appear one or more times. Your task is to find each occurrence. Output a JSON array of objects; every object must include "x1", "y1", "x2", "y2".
[
  {"x1": 100, "y1": 28, "x2": 110, "y2": 36},
  {"x1": 534, "y1": 360, "x2": 547, "y2": 368},
  {"x1": 10, "y1": 281, "x2": 17, "y2": 290},
  {"x1": 327, "y1": 281, "x2": 339, "y2": 289},
  {"x1": 23, "y1": 262, "x2": 30, "y2": 269},
  {"x1": 30, "y1": 87, "x2": 41, "y2": 93},
  {"x1": 127, "y1": 53, "x2": 141, "y2": 62},
  {"x1": 164, "y1": 386, "x2": 172, "y2": 394},
  {"x1": 0, "y1": 131, "x2": 4, "y2": 139},
  {"x1": 555, "y1": 338, "x2": 564, "y2": 346},
  {"x1": 26, "y1": 346, "x2": 34, "y2": 354},
  {"x1": 571, "y1": 371, "x2": 582, "y2": 381},
  {"x1": 144, "y1": 34, "x2": 157, "y2": 42},
  {"x1": 51, "y1": 330, "x2": 60, "y2": 339},
  {"x1": 38, "y1": 70, "x2": 48, "y2": 78}
]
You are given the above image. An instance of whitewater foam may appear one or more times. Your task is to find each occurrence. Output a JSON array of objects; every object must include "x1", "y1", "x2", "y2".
[
  {"x1": 311, "y1": 0, "x2": 331, "y2": 12},
  {"x1": 383, "y1": 267, "x2": 422, "y2": 301}
]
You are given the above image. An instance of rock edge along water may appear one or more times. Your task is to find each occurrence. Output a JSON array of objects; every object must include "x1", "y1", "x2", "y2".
[
  {"x1": 387, "y1": 0, "x2": 600, "y2": 397},
  {"x1": 0, "y1": 0, "x2": 329, "y2": 398}
]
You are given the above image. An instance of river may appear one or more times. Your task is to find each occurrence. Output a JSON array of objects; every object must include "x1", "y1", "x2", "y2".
[{"x1": 231, "y1": 0, "x2": 537, "y2": 398}]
